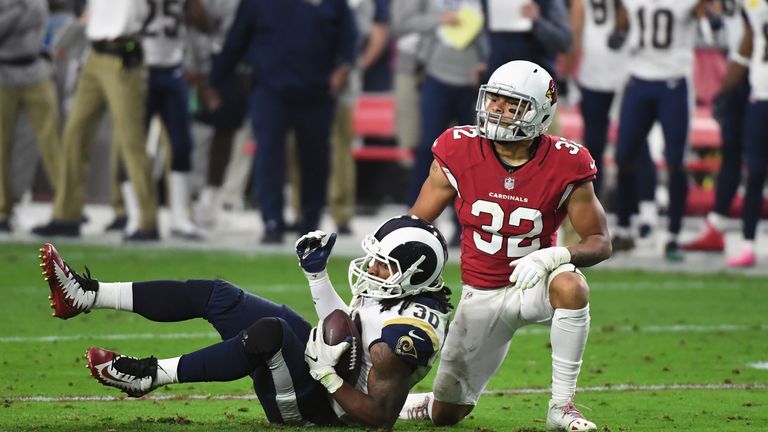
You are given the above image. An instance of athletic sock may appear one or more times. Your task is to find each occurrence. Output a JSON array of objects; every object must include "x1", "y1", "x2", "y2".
[
  {"x1": 706, "y1": 212, "x2": 727, "y2": 232},
  {"x1": 550, "y1": 305, "x2": 590, "y2": 404},
  {"x1": 94, "y1": 282, "x2": 133, "y2": 311},
  {"x1": 155, "y1": 357, "x2": 180, "y2": 386}
]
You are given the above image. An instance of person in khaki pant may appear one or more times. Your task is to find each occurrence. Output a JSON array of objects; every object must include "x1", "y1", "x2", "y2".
[
  {"x1": 32, "y1": 0, "x2": 158, "y2": 240},
  {"x1": 0, "y1": 0, "x2": 62, "y2": 232}
]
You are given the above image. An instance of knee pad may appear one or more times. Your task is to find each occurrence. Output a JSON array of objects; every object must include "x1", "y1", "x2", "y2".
[{"x1": 241, "y1": 317, "x2": 285, "y2": 364}]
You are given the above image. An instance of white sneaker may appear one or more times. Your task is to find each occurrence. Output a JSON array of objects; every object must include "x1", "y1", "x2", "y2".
[
  {"x1": 398, "y1": 393, "x2": 431, "y2": 420},
  {"x1": 546, "y1": 399, "x2": 597, "y2": 431}
]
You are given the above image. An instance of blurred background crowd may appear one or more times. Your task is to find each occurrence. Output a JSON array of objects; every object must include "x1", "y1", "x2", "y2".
[{"x1": 1, "y1": 0, "x2": 765, "y2": 267}]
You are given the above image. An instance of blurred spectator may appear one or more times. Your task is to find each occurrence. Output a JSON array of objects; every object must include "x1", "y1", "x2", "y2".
[
  {"x1": 32, "y1": 0, "x2": 158, "y2": 240},
  {"x1": 210, "y1": 0, "x2": 357, "y2": 244},
  {"x1": 611, "y1": 0, "x2": 709, "y2": 261},
  {"x1": 564, "y1": 0, "x2": 655, "y2": 202},
  {"x1": 0, "y1": 0, "x2": 62, "y2": 232},
  {"x1": 399, "y1": 0, "x2": 485, "y2": 246},
  {"x1": 478, "y1": 0, "x2": 571, "y2": 83},
  {"x1": 683, "y1": 0, "x2": 749, "y2": 254},
  {"x1": 188, "y1": 0, "x2": 250, "y2": 228},
  {"x1": 135, "y1": 0, "x2": 208, "y2": 239},
  {"x1": 391, "y1": 0, "x2": 426, "y2": 152},
  {"x1": 717, "y1": 4, "x2": 768, "y2": 267}
]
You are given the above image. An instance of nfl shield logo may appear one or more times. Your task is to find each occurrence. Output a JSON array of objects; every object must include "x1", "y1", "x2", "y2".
[{"x1": 504, "y1": 177, "x2": 515, "y2": 190}]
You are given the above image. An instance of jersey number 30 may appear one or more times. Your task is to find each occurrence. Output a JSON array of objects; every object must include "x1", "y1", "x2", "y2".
[{"x1": 471, "y1": 203, "x2": 543, "y2": 257}]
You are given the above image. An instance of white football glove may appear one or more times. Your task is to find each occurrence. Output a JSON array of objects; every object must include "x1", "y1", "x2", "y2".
[
  {"x1": 304, "y1": 325, "x2": 350, "y2": 393},
  {"x1": 509, "y1": 247, "x2": 571, "y2": 290}
]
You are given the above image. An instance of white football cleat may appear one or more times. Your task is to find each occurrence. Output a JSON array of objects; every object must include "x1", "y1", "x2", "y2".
[
  {"x1": 398, "y1": 392, "x2": 432, "y2": 420},
  {"x1": 546, "y1": 399, "x2": 597, "y2": 431},
  {"x1": 86, "y1": 347, "x2": 158, "y2": 397}
]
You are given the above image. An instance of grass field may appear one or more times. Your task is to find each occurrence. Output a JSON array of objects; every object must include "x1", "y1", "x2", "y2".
[{"x1": 1, "y1": 241, "x2": 767, "y2": 431}]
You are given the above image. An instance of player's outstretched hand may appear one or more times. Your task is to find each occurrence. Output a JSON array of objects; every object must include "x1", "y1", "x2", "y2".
[
  {"x1": 305, "y1": 325, "x2": 349, "y2": 393},
  {"x1": 295, "y1": 231, "x2": 337, "y2": 274},
  {"x1": 509, "y1": 247, "x2": 571, "y2": 290}
]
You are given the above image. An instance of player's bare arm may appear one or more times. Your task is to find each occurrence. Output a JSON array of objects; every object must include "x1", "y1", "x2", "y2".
[
  {"x1": 409, "y1": 160, "x2": 457, "y2": 223},
  {"x1": 330, "y1": 342, "x2": 413, "y2": 430},
  {"x1": 565, "y1": 182, "x2": 612, "y2": 267},
  {"x1": 721, "y1": 16, "x2": 752, "y2": 92}
]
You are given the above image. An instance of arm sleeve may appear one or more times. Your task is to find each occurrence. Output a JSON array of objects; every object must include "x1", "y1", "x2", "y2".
[
  {"x1": 209, "y1": 0, "x2": 253, "y2": 88},
  {"x1": 335, "y1": 0, "x2": 357, "y2": 66},
  {"x1": 378, "y1": 319, "x2": 439, "y2": 367},
  {"x1": 0, "y1": 1, "x2": 28, "y2": 43},
  {"x1": 308, "y1": 271, "x2": 350, "y2": 319},
  {"x1": 532, "y1": 0, "x2": 572, "y2": 54}
]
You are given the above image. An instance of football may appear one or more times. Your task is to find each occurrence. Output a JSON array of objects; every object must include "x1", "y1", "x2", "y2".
[{"x1": 322, "y1": 309, "x2": 363, "y2": 384}]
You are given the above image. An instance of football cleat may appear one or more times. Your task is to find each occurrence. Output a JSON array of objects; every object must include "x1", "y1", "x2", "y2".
[
  {"x1": 681, "y1": 220, "x2": 725, "y2": 252},
  {"x1": 86, "y1": 347, "x2": 158, "y2": 397},
  {"x1": 546, "y1": 399, "x2": 597, "y2": 431},
  {"x1": 40, "y1": 243, "x2": 98, "y2": 319},
  {"x1": 726, "y1": 249, "x2": 756, "y2": 268},
  {"x1": 398, "y1": 393, "x2": 432, "y2": 420}
]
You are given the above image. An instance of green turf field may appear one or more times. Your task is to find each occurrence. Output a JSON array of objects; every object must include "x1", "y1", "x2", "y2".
[{"x1": 1, "y1": 242, "x2": 766, "y2": 431}]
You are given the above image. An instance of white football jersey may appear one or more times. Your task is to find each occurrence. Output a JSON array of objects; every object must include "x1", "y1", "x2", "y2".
[
  {"x1": 721, "y1": 0, "x2": 745, "y2": 54},
  {"x1": 743, "y1": 0, "x2": 768, "y2": 100},
  {"x1": 141, "y1": 0, "x2": 187, "y2": 67},
  {"x1": 623, "y1": 0, "x2": 700, "y2": 80},
  {"x1": 578, "y1": 0, "x2": 629, "y2": 91},
  {"x1": 331, "y1": 295, "x2": 450, "y2": 421}
]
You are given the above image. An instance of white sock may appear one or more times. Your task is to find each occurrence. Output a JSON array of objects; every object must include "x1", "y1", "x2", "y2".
[
  {"x1": 550, "y1": 305, "x2": 590, "y2": 405},
  {"x1": 741, "y1": 239, "x2": 755, "y2": 253},
  {"x1": 155, "y1": 356, "x2": 180, "y2": 385},
  {"x1": 706, "y1": 212, "x2": 727, "y2": 232},
  {"x1": 93, "y1": 282, "x2": 133, "y2": 311},
  {"x1": 121, "y1": 182, "x2": 140, "y2": 234},
  {"x1": 668, "y1": 232, "x2": 679, "y2": 244},
  {"x1": 638, "y1": 201, "x2": 657, "y2": 226}
]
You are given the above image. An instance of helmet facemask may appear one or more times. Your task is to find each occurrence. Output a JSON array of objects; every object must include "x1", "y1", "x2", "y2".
[{"x1": 476, "y1": 85, "x2": 544, "y2": 142}]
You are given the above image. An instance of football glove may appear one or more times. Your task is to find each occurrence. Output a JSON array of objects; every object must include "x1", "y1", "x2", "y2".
[
  {"x1": 304, "y1": 326, "x2": 349, "y2": 393},
  {"x1": 509, "y1": 247, "x2": 571, "y2": 291},
  {"x1": 295, "y1": 231, "x2": 337, "y2": 274}
]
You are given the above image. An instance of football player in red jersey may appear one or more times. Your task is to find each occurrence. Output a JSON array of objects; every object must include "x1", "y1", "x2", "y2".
[{"x1": 398, "y1": 60, "x2": 612, "y2": 431}]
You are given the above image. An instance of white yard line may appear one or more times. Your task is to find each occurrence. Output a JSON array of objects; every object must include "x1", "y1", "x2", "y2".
[
  {"x1": 7, "y1": 383, "x2": 768, "y2": 403},
  {"x1": 5, "y1": 323, "x2": 766, "y2": 343}
]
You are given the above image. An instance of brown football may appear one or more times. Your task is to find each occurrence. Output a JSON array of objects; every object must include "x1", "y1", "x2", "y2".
[{"x1": 322, "y1": 309, "x2": 363, "y2": 384}]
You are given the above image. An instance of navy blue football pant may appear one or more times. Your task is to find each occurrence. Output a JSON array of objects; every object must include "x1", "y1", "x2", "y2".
[
  {"x1": 579, "y1": 85, "x2": 656, "y2": 200},
  {"x1": 130, "y1": 279, "x2": 338, "y2": 425},
  {"x1": 146, "y1": 65, "x2": 195, "y2": 172},
  {"x1": 615, "y1": 76, "x2": 690, "y2": 233},
  {"x1": 249, "y1": 86, "x2": 335, "y2": 232},
  {"x1": 408, "y1": 75, "x2": 476, "y2": 205},
  {"x1": 712, "y1": 77, "x2": 750, "y2": 216},
  {"x1": 740, "y1": 99, "x2": 768, "y2": 240}
]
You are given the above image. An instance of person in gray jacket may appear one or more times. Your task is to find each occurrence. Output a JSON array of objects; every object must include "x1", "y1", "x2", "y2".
[
  {"x1": 0, "y1": 0, "x2": 62, "y2": 232},
  {"x1": 395, "y1": 0, "x2": 486, "y2": 246}
]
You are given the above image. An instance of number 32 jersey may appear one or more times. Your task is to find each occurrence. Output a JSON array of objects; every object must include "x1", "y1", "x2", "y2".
[{"x1": 433, "y1": 126, "x2": 597, "y2": 288}]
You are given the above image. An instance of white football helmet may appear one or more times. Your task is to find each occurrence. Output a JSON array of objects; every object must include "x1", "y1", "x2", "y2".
[
  {"x1": 348, "y1": 215, "x2": 448, "y2": 300},
  {"x1": 476, "y1": 60, "x2": 558, "y2": 142}
]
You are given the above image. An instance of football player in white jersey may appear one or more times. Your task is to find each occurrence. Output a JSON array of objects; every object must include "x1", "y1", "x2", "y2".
[
  {"x1": 716, "y1": 0, "x2": 768, "y2": 267},
  {"x1": 611, "y1": 0, "x2": 710, "y2": 261},
  {"x1": 120, "y1": 0, "x2": 208, "y2": 239},
  {"x1": 683, "y1": 0, "x2": 751, "y2": 253},
  {"x1": 565, "y1": 0, "x2": 657, "y2": 249},
  {"x1": 40, "y1": 215, "x2": 452, "y2": 429}
]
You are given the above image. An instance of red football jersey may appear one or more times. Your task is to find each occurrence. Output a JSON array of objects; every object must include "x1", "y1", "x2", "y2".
[{"x1": 432, "y1": 126, "x2": 597, "y2": 288}]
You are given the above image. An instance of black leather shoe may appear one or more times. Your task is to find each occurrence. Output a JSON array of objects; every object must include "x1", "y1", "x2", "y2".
[
  {"x1": 0, "y1": 219, "x2": 10, "y2": 232},
  {"x1": 124, "y1": 229, "x2": 160, "y2": 242},
  {"x1": 336, "y1": 222, "x2": 352, "y2": 236},
  {"x1": 31, "y1": 220, "x2": 81, "y2": 237},
  {"x1": 105, "y1": 216, "x2": 128, "y2": 231}
]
